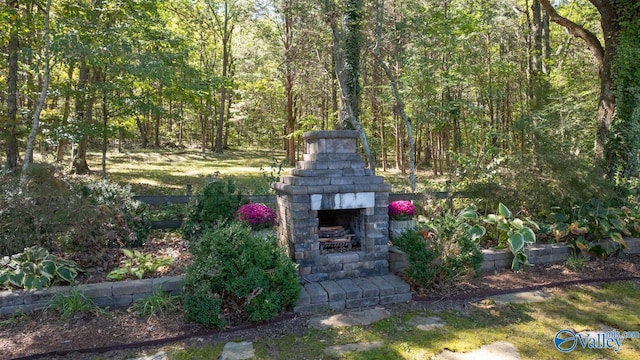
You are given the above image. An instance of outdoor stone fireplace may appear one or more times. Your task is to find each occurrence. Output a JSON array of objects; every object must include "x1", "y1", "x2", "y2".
[{"x1": 272, "y1": 130, "x2": 391, "y2": 282}]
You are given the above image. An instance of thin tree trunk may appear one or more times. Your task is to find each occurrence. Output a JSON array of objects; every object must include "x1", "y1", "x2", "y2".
[
  {"x1": 373, "y1": 0, "x2": 415, "y2": 190},
  {"x1": 71, "y1": 59, "x2": 91, "y2": 174},
  {"x1": 282, "y1": 0, "x2": 296, "y2": 165},
  {"x1": 57, "y1": 63, "x2": 74, "y2": 161},
  {"x1": 101, "y1": 69, "x2": 109, "y2": 179},
  {"x1": 21, "y1": 0, "x2": 52, "y2": 183},
  {"x1": 154, "y1": 84, "x2": 162, "y2": 148},
  {"x1": 5, "y1": 0, "x2": 20, "y2": 170}
]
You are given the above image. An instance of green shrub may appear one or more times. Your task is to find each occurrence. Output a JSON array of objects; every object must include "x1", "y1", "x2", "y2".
[
  {"x1": 76, "y1": 179, "x2": 151, "y2": 247},
  {"x1": 0, "y1": 164, "x2": 84, "y2": 256},
  {"x1": 452, "y1": 144, "x2": 617, "y2": 216},
  {"x1": 181, "y1": 179, "x2": 246, "y2": 241},
  {"x1": 0, "y1": 246, "x2": 79, "y2": 290},
  {"x1": 0, "y1": 164, "x2": 151, "y2": 268},
  {"x1": 394, "y1": 207, "x2": 484, "y2": 289},
  {"x1": 182, "y1": 222, "x2": 299, "y2": 328}
]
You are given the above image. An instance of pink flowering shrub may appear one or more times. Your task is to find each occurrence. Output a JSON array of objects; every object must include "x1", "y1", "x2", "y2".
[
  {"x1": 236, "y1": 203, "x2": 277, "y2": 230},
  {"x1": 388, "y1": 200, "x2": 416, "y2": 221}
]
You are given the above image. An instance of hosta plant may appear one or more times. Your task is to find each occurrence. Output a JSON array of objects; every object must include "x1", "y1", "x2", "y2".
[
  {"x1": 0, "y1": 247, "x2": 79, "y2": 290},
  {"x1": 107, "y1": 249, "x2": 172, "y2": 281},
  {"x1": 484, "y1": 203, "x2": 538, "y2": 271}
]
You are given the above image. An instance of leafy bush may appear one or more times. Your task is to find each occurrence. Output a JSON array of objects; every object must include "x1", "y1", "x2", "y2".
[
  {"x1": 253, "y1": 155, "x2": 285, "y2": 195},
  {"x1": 182, "y1": 222, "x2": 299, "y2": 328},
  {"x1": 107, "y1": 249, "x2": 172, "y2": 281},
  {"x1": 540, "y1": 200, "x2": 630, "y2": 259},
  {"x1": 452, "y1": 143, "x2": 618, "y2": 216},
  {"x1": 394, "y1": 207, "x2": 484, "y2": 289},
  {"x1": 0, "y1": 164, "x2": 83, "y2": 256},
  {"x1": 0, "y1": 164, "x2": 151, "y2": 268},
  {"x1": 181, "y1": 179, "x2": 246, "y2": 241},
  {"x1": 0, "y1": 247, "x2": 79, "y2": 290},
  {"x1": 76, "y1": 180, "x2": 151, "y2": 247}
]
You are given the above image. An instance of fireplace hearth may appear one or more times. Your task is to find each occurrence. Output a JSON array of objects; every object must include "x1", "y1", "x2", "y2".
[{"x1": 272, "y1": 130, "x2": 391, "y2": 282}]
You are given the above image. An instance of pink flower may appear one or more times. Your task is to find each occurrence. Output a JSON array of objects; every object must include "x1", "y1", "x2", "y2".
[
  {"x1": 236, "y1": 203, "x2": 277, "y2": 230},
  {"x1": 388, "y1": 200, "x2": 416, "y2": 220}
]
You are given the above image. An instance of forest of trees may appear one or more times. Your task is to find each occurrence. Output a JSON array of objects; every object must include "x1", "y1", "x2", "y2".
[{"x1": 1, "y1": 0, "x2": 639, "y2": 190}]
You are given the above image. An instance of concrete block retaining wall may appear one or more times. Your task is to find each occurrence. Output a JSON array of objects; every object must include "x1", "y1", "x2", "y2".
[
  {"x1": 0, "y1": 276, "x2": 182, "y2": 317},
  {"x1": 389, "y1": 237, "x2": 640, "y2": 273},
  {"x1": 2, "y1": 238, "x2": 639, "y2": 317}
]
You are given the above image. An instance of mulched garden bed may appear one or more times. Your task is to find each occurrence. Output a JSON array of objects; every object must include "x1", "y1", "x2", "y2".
[{"x1": 2, "y1": 232, "x2": 640, "y2": 360}]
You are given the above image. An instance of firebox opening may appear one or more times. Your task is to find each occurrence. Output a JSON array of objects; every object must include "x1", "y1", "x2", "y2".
[{"x1": 318, "y1": 209, "x2": 364, "y2": 254}]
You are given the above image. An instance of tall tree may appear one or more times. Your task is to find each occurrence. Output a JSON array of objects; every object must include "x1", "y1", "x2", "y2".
[
  {"x1": 276, "y1": 0, "x2": 298, "y2": 165},
  {"x1": 21, "y1": 0, "x2": 51, "y2": 180},
  {"x1": 605, "y1": 0, "x2": 640, "y2": 179},
  {"x1": 538, "y1": 0, "x2": 624, "y2": 170},
  {"x1": 4, "y1": 0, "x2": 20, "y2": 170},
  {"x1": 342, "y1": 0, "x2": 363, "y2": 123},
  {"x1": 210, "y1": 0, "x2": 241, "y2": 153},
  {"x1": 323, "y1": 0, "x2": 375, "y2": 171},
  {"x1": 373, "y1": 0, "x2": 415, "y2": 191}
]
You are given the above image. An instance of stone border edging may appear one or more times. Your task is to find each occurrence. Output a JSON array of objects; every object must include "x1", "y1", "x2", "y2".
[
  {"x1": 3, "y1": 238, "x2": 640, "y2": 317},
  {"x1": 389, "y1": 237, "x2": 640, "y2": 273},
  {"x1": 0, "y1": 276, "x2": 182, "y2": 316}
]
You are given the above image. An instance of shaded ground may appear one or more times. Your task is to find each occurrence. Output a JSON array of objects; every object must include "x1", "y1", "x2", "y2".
[{"x1": 2, "y1": 248, "x2": 639, "y2": 359}]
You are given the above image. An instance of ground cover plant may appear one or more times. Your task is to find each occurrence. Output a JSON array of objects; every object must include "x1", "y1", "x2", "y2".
[
  {"x1": 106, "y1": 249, "x2": 173, "y2": 281},
  {"x1": 0, "y1": 246, "x2": 79, "y2": 290}
]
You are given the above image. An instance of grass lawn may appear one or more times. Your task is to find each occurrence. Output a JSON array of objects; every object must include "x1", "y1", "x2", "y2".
[
  {"x1": 84, "y1": 148, "x2": 448, "y2": 196},
  {"x1": 160, "y1": 281, "x2": 640, "y2": 359}
]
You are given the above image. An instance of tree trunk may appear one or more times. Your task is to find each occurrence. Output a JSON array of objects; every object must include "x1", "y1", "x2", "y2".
[
  {"x1": 101, "y1": 69, "x2": 109, "y2": 179},
  {"x1": 4, "y1": 0, "x2": 20, "y2": 170},
  {"x1": 373, "y1": 0, "x2": 415, "y2": 189},
  {"x1": 538, "y1": 0, "x2": 617, "y2": 168},
  {"x1": 71, "y1": 59, "x2": 91, "y2": 174},
  {"x1": 325, "y1": 0, "x2": 375, "y2": 173},
  {"x1": 281, "y1": 0, "x2": 296, "y2": 165},
  {"x1": 57, "y1": 63, "x2": 74, "y2": 161},
  {"x1": 215, "y1": 2, "x2": 232, "y2": 154},
  {"x1": 154, "y1": 84, "x2": 162, "y2": 148},
  {"x1": 21, "y1": 0, "x2": 52, "y2": 182},
  {"x1": 137, "y1": 114, "x2": 149, "y2": 149}
]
